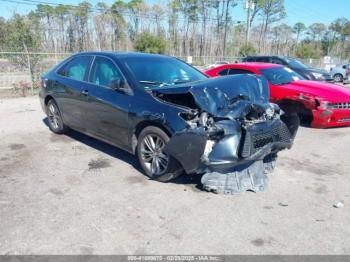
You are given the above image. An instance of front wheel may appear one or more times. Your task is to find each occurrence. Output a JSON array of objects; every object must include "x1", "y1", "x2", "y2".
[
  {"x1": 136, "y1": 126, "x2": 183, "y2": 182},
  {"x1": 333, "y1": 74, "x2": 343, "y2": 82}
]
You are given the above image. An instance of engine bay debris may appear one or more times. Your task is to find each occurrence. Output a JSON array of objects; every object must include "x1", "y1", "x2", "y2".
[{"x1": 152, "y1": 75, "x2": 299, "y2": 194}]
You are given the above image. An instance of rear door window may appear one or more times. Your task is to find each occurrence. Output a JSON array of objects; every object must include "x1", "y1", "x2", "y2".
[
  {"x1": 89, "y1": 56, "x2": 122, "y2": 88},
  {"x1": 228, "y1": 69, "x2": 254, "y2": 75},
  {"x1": 255, "y1": 57, "x2": 270, "y2": 63},
  {"x1": 58, "y1": 56, "x2": 91, "y2": 81},
  {"x1": 218, "y1": 68, "x2": 229, "y2": 76},
  {"x1": 270, "y1": 57, "x2": 285, "y2": 65},
  {"x1": 244, "y1": 57, "x2": 255, "y2": 62}
]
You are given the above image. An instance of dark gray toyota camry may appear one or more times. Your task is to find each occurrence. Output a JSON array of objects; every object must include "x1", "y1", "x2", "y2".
[{"x1": 39, "y1": 52, "x2": 299, "y2": 194}]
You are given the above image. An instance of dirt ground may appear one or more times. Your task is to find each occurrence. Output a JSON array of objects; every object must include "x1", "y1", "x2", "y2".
[{"x1": 0, "y1": 96, "x2": 350, "y2": 255}]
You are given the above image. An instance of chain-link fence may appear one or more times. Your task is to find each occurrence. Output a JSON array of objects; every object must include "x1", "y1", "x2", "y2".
[
  {"x1": 0, "y1": 52, "x2": 347, "y2": 94},
  {"x1": 0, "y1": 52, "x2": 71, "y2": 96},
  {"x1": 0, "y1": 53, "x2": 245, "y2": 91}
]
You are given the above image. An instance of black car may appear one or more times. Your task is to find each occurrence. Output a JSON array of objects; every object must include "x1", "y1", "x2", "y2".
[
  {"x1": 242, "y1": 56, "x2": 333, "y2": 82},
  {"x1": 39, "y1": 52, "x2": 298, "y2": 194}
]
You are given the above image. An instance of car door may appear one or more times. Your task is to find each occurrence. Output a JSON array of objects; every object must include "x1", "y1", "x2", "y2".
[
  {"x1": 82, "y1": 56, "x2": 132, "y2": 149},
  {"x1": 54, "y1": 55, "x2": 93, "y2": 130}
]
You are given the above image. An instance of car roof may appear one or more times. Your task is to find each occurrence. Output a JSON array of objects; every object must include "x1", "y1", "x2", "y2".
[
  {"x1": 228, "y1": 62, "x2": 281, "y2": 69},
  {"x1": 73, "y1": 51, "x2": 173, "y2": 59},
  {"x1": 246, "y1": 55, "x2": 286, "y2": 58}
]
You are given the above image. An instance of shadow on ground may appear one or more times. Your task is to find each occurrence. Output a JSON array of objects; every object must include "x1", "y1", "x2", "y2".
[{"x1": 42, "y1": 118, "x2": 204, "y2": 191}]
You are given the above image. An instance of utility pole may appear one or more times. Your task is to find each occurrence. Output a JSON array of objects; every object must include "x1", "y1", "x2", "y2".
[
  {"x1": 222, "y1": 0, "x2": 231, "y2": 59},
  {"x1": 245, "y1": 0, "x2": 253, "y2": 45},
  {"x1": 23, "y1": 42, "x2": 34, "y2": 96}
]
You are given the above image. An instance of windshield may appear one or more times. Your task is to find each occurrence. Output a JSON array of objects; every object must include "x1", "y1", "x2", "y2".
[
  {"x1": 120, "y1": 56, "x2": 207, "y2": 88},
  {"x1": 285, "y1": 57, "x2": 308, "y2": 69},
  {"x1": 260, "y1": 66, "x2": 304, "y2": 85}
]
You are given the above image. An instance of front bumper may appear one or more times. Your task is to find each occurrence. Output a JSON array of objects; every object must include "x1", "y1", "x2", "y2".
[
  {"x1": 324, "y1": 76, "x2": 334, "y2": 83},
  {"x1": 164, "y1": 116, "x2": 298, "y2": 174},
  {"x1": 38, "y1": 89, "x2": 47, "y2": 114},
  {"x1": 311, "y1": 108, "x2": 350, "y2": 128}
]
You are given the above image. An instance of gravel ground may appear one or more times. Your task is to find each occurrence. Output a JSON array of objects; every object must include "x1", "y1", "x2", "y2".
[{"x1": 0, "y1": 96, "x2": 350, "y2": 255}]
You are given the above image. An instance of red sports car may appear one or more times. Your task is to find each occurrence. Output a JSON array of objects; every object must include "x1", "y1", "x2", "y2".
[{"x1": 205, "y1": 63, "x2": 350, "y2": 128}]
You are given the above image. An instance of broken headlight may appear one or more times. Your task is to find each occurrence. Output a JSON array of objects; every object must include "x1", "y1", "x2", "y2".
[{"x1": 265, "y1": 103, "x2": 280, "y2": 119}]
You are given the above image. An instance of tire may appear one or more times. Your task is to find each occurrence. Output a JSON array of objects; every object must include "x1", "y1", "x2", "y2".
[
  {"x1": 136, "y1": 126, "x2": 183, "y2": 182},
  {"x1": 46, "y1": 99, "x2": 68, "y2": 134},
  {"x1": 334, "y1": 74, "x2": 343, "y2": 82}
]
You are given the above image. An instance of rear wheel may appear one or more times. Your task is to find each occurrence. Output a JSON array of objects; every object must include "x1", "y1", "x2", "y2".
[
  {"x1": 136, "y1": 126, "x2": 183, "y2": 182},
  {"x1": 46, "y1": 99, "x2": 68, "y2": 134},
  {"x1": 334, "y1": 74, "x2": 343, "y2": 82}
]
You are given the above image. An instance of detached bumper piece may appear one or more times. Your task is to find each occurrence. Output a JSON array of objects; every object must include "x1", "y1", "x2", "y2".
[
  {"x1": 201, "y1": 160, "x2": 271, "y2": 194},
  {"x1": 200, "y1": 118, "x2": 296, "y2": 195}
]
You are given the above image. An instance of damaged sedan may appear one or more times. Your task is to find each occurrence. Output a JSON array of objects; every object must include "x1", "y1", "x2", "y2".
[{"x1": 39, "y1": 52, "x2": 299, "y2": 194}]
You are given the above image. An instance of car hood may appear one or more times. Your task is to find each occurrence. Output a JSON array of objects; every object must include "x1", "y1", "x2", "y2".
[
  {"x1": 152, "y1": 74, "x2": 270, "y2": 119},
  {"x1": 310, "y1": 68, "x2": 329, "y2": 75},
  {"x1": 281, "y1": 80, "x2": 350, "y2": 102},
  {"x1": 293, "y1": 67, "x2": 330, "y2": 76}
]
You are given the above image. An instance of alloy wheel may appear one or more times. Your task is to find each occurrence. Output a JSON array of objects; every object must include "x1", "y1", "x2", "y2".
[
  {"x1": 140, "y1": 134, "x2": 169, "y2": 175},
  {"x1": 48, "y1": 103, "x2": 60, "y2": 129},
  {"x1": 334, "y1": 74, "x2": 343, "y2": 82}
]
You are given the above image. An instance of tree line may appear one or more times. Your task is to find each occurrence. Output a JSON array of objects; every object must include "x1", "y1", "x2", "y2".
[{"x1": 0, "y1": 0, "x2": 350, "y2": 62}]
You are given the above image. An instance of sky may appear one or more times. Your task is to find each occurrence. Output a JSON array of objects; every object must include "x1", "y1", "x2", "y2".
[{"x1": 0, "y1": 0, "x2": 349, "y2": 27}]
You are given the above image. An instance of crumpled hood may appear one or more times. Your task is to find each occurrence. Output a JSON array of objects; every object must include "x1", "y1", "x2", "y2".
[
  {"x1": 152, "y1": 74, "x2": 270, "y2": 119},
  {"x1": 281, "y1": 80, "x2": 350, "y2": 102}
]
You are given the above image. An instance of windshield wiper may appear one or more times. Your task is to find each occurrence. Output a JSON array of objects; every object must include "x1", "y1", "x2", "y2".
[{"x1": 139, "y1": 80, "x2": 170, "y2": 86}]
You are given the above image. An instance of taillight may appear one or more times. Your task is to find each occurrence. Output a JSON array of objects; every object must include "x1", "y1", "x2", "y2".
[{"x1": 41, "y1": 78, "x2": 47, "y2": 88}]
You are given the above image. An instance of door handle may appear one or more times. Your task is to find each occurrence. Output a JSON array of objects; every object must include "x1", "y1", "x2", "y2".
[{"x1": 81, "y1": 90, "x2": 89, "y2": 96}]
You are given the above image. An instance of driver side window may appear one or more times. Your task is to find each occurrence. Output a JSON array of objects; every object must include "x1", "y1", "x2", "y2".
[
  {"x1": 89, "y1": 56, "x2": 122, "y2": 88},
  {"x1": 228, "y1": 68, "x2": 254, "y2": 75},
  {"x1": 270, "y1": 57, "x2": 284, "y2": 65}
]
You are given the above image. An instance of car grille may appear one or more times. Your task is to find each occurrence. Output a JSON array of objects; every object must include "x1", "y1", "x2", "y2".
[
  {"x1": 338, "y1": 117, "x2": 350, "y2": 123},
  {"x1": 329, "y1": 102, "x2": 350, "y2": 109},
  {"x1": 240, "y1": 121, "x2": 291, "y2": 158},
  {"x1": 253, "y1": 133, "x2": 274, "y2": 148}
]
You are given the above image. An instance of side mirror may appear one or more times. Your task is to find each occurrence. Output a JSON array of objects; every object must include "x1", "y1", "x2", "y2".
[
  {"x1": 343, "y1": 65, "x2": 347, "y2": 69},
  {"x1": 110, "y1": 78, "x2": 125, "y2": 92}
]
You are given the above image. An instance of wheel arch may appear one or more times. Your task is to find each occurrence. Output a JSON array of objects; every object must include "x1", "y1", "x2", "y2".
[
  {"x1": 44, "y1": 95, "x2": 55, "y2": 105},
  {"x1": 276, "y1": 99, "x2": 306, "y2": 113},
  {"x1": 276, "y1": 98, "x2": 314, "y2": 125},
  {"x1": 43, "y1": 95, "x2": 55, "y2": 114},
  {"x1": 131, "y1": 120, "x2": 173, "y2": 154},
  {"x1": 333, "y1": 73, "x2": 344, "y2": 81}
]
